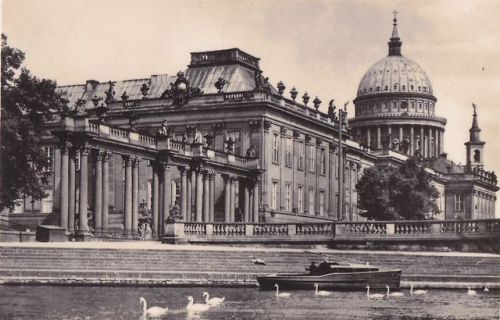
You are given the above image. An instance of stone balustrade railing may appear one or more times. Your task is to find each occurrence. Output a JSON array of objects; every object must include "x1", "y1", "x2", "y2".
[
  {"x1": 164, "y1": 219, "x2": 500, "y2": 244},
  {"x1": 335, "y1": 219, "x2": 500, "y2": 240}
]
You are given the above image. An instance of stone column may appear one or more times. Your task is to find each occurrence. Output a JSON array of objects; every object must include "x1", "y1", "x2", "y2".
[
  {"x1": 229, "y1": 177, "x2": 236, "y2": 222},
  {"x1": 203, "y1": 170, "x2": 210, "y2": 222},
  {"x1": 410, "y1": 126, "x2": 414, "y2": 155},
  {"x1": 68, "y1": 148, "x2": 76, "y2": 234},
  {"x1": 426, "y1": 128, "x2": 431, "y2": 158},
  {"x1": 195, "y1": 168, "x2": 203, "y2": 222},
  {"x1": 253, "y1": 181, "x2": 260, "y2": 222},
  {"x1": 244, "y1": 181, "x2": 250, "y2": 222},
  {"x1": 420, "y1": 126, "x2": 425, "y2": 157},
  {"x1": 161, "y1": 161, "x2": 171, "y2": 235},
  {"x1": 132, "y1": 157, "x2": 141, "y2": 236},
  {"x1": 399, "y1": 126, "x2": 403, "y2": 144},
  {"x1": 186, "y1": 170, "x2": 192, "y2": 221},
  {"x1": 179, "y1": 166, "x2": 187, "y2": 220},
  {"x1": 223, "y1": 174, "x2": 230, "y2": 222},
  {"x1": 123, "y1": 155, "x2": 133, "y2": 237},
  {"x1": 209, "y1": 171, "x2": 215, "y2": 222},
  {"x1": 59, "y1": 142, "x2": 70, "y2": 230},
  {"x1": 440, "y1": 130, "x2": 444, "y2": 154},
  {"x1": 152, "y1": 163, "x2": 159, "y2": 238},
  {"x1": 376, "y1": 126, "x2": 381, "y2": 149},
  {"x1": 78, "y1": 145, "x2": 90, "y2": 235},
  {"x1": 434, "y1": 128, "x2": 439, "y2": 157},
  {"x1": 388, "y1": 126, "x2": 392, "y2": 138},
  {"x1": 102, "y1": 151, "x2": 111, "y2": 233},
  {"x1": 93, "y1": 150, "x2": 103, "y2": 235},
  {"x1": 366, "y1": 128, "x2": 371, "y2": 149}
]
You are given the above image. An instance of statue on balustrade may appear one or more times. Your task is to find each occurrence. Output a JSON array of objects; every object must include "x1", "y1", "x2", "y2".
[
  {"x1": 226, "y1": 137, "x2": 235, "y2": 154},
  {"x1": 492, "y1": 171, "x2": 497, "y2": 185},
  {"x1": 193, "y1": 127, "x2": 203, "y2": 144},
  {"x1": 399, "y1": 137, "x2": 410, "y2": 154},
  {"x1": 157, "y1": 120, "x2": 170, "y2": 137},
  {"x1": 328, "y1": 100, "x2": 337, "y2": 122},
  {"x1": 246, "y1": 145, "x2": 256, "y2": 158}
]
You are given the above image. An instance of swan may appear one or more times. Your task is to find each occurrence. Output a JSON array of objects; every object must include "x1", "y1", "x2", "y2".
[
  {"x1": 314, "y1": 283, "x2": 332, "y2": 297},
  {"x1": 410, "y1": 283, "x2": 428, "y2": 295},
  {"x1": 139, "y1": 297, "x2": 168, "y2": 318},
  {"x1": 274, "y1": 284, "x2": 291, "y2": 298},
  {"x1": 484, "y1": 286, "x2": 490, "y2": 292},
  {"x1": 467, "y1": 287, "x2": 477, "y2": 296},
  {"x1": 385, "y1": 285, "x2": 404, "y2": 298},
  {"x1": 186, "y1": 296, "x2": 210, "y2": 313},
  {"x1": 365, "y1": 286, "x2": 385, "y2": 300},
  {"x1": 251, "y1": 256, "x2": 266, "y2": 265},
  {"x1": 203, "y1": 291, "x2": 225, "y2": 306}
]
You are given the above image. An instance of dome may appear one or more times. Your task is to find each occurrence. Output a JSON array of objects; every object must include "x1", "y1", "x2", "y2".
[
  {"x1": 356, "y1": 13, "x2": 434, "y2": 98},
  {"x1": 357, "y1": 55, "x2": 433, "y2": 97}
]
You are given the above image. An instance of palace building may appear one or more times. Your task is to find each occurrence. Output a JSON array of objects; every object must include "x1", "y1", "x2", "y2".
[{"x1": 5, "y1": 16, "x2": 497, "y2": 239}]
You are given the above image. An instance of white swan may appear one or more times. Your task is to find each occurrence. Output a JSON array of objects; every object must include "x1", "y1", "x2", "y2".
[
  {"x1": 139, "y1": 297, "x2": 168, "y2": 318},
  {"x1": 314, "y1": 283, "x2": 332, "y2": 297},
  {"x1": 365, "y1": 286, "x2": 385, "y2": 300},
  {"x1": 467, "y1": 287, "x2": 477, "y2": 296},
  {"x1": 484, "y1": 286, "x2": 490, "y2": 292},
  {"x1": 385, "y1": 285, "x2": 404, "y2": 298},
  {"x1": 251, "y1": 256, "x2": 266, "y2": 265},
  {"x1": 203, "y1": 291, "x2": 225, "y2": 306},
  {"x1": 186, "y1": 296, "x2": 210, "y2": 313},
  {"x1": 274, "y1": 283, "x2": 291, "y2": 298},
  {"x1": 410, "y1": 283, "x2": 428, "y2": 295}
]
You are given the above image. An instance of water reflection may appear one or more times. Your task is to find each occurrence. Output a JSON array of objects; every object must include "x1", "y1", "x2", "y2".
[{"x1": 0, "y1": 285, "x2": 497, "y2": 320}]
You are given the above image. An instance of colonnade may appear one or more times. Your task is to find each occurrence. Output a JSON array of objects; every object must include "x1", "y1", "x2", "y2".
[
  {"x1": 360, "y1": 124, "x2": 444, "y2": 158},
  {"x1": 57, "y1": 142, "x2": 261, "y2": 239},
  {"x1": 178, "y1": 167, "x2": 260, "y2": 224}
]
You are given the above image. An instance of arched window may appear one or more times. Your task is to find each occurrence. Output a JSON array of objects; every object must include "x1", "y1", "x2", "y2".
[{"x1": 474, "y1": 150, "x2": 481, "y2": 162}]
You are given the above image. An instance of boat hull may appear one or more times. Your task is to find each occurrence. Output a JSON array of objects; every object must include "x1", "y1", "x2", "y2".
[{"x1": 257, "y1": 269, "x2": 401, "y2": 291}]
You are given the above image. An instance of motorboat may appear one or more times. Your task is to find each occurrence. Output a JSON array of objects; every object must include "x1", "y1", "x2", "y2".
[{"x1": 256, "y1": 261, "x2": 401, "y2": 291}]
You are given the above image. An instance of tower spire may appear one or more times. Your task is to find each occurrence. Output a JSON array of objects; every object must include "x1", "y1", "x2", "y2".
[
  {"x1": 388, "y1": 10, "x2": 402, "y2": 56},
  {"x1": 469, "y1": 103, "x2": 481, "y2": 142}
]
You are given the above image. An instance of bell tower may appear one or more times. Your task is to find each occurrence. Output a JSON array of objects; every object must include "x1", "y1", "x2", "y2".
[{"x1": 465, "y1": 103, "x2": 485, "y2": 169}]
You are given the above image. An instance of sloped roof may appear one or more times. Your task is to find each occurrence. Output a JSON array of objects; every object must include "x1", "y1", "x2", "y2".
[
  {"x1": 56, "y1": 48, "x2": 276, "y2": 110},
  {"x1": 430, "y1": 157, "x2": 464, "y2": 175}
]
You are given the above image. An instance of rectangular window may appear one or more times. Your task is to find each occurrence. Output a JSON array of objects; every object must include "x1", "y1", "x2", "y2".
[
  {"x1": 454, "y1": 194, "x2": 463, "y2": 211},
  {"x1": 320, "y1": 149, "x2": 326, "y2": 175},
  {"x1": 42, "y1": 146, "x2": 54, "y2": 172},
  {"x1": 272, "y1": 133, "x2": 279, "y2": 164},
  {"x1": 285, "y1": 184, "x2": 291, "y2": 211},
  {"x1": 297, "y1": 186, "x2": 304, "y2": 214},
  {"x1": 309, "y1": 145, "x2": 316, "y2": 172},
  {"x1": 297, "y1": 141, "x2": 304, "y2": 170},
  {"x1": 285, "y1": 138, "x2": 293, "y2": 167},
  {"x1": 226, "y1": 131, "x2": 241, "y2": 155},
  {"x1": 308, "y1": 188, "x2": 315, "y2": 215},
  {"x1": 271, "y1": 181, "x2": 279, "y2": 210},
  {"x1": 319, "y1": 191, "x2": 325, "y2": 216}
]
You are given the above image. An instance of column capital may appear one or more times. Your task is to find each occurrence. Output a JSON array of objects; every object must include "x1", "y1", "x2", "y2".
[
  {"x1": 178, "y1": 166, "x2": 188, "y2": 175},
  {"x1": 95, "y1": 149, "x2": 107, "y2": 161},
  {"x1": 222, "y1": 173, "x2": 231, "y2": 182},
  {"x1": 102, "y1": 150, "x2": 112, "y2": 162},
  {"x1": 132, "y1": 156, "x2": 142, "y2": 166},
  {"x1": 122, "y1": 154, "x2": 132, "y2": 166},
  {"x1": 79, "y1": 143, "x2": 91, "y2": 156},
  {"x1": 159, "y1": 159, "x2": 171, "y2": 170},
  {"x1": 59, "y1": 141, "x2": 72, "y2": 155},
  {"x1": 207, "y1": 170, "x2": 216, "y2": 180}
]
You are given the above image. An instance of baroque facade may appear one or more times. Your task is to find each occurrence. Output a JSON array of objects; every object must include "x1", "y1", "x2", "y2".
[{"x1": 6, "y1": 16, "x2": 498, "y2": 238}]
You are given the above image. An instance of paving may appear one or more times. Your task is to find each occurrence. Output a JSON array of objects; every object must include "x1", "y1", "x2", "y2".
[{"x1": 0, "y1": 241, "x2": 499, "y2": 289}]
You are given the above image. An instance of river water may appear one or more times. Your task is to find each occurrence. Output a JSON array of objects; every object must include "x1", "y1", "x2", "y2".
[{"x1": 0, "y1": 285, "x2": 498, "y2": 320}]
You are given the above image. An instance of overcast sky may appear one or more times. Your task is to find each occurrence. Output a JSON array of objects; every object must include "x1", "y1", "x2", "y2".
[{"x1": 2, "y1": 0, "x2": 500, "y2": 184}]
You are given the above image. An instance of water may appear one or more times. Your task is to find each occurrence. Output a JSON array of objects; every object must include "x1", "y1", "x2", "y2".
[{"x1": 0, "y1": 285, "x2": 498, "y2": 320}]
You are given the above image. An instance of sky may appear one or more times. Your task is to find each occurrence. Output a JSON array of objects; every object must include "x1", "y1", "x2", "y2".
[{"x1": 2, "y1": 0, "x2": 500, "y2": 184}]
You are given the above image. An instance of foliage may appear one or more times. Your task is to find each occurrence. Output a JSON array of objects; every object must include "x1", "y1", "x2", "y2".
[
  {"x1": 1, "y1": 34, "x2": 66, "y2": 211},
  {"x1": 356, "y1": 156, "x2": 440, "y2": 220}
]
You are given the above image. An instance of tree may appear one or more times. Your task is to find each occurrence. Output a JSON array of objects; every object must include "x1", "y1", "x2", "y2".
[
  {"x1": 1, "y1": 34, "x2": 66, "y2": 211},
  {"x1": 356, "y1": 156, "x2": 440, "y2": 220}
]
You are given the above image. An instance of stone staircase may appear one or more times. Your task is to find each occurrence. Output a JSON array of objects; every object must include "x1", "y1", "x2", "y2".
[{"x1": 0, "y1": 246, "x2": 499, "y2": 288}]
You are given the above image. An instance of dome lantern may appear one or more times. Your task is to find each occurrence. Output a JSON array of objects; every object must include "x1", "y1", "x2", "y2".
[{"x1": 388, "y1": 10, "x2": 402, "y2": 56}]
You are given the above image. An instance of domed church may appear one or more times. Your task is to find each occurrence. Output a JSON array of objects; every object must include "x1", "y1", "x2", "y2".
[{"x1": 350, "y1": 13, "x2": 445, "y2": 158}]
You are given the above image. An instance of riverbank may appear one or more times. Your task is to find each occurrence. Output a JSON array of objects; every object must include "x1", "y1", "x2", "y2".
[{"x1": 1, "y1": 242, "x2": 499, "y2": 289}]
